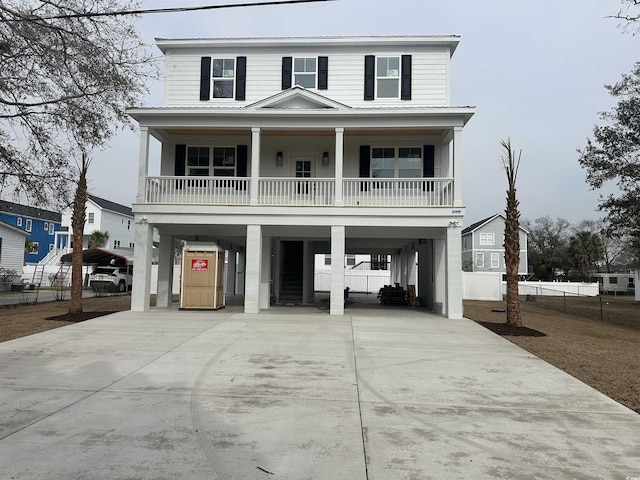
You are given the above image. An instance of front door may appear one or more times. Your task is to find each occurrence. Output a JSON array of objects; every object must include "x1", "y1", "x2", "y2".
[{"x1": 294, "y1": 157, "x2": 313, "y2": 194}]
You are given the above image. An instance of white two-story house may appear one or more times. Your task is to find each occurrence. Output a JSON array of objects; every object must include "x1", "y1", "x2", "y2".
[{"x1": 128, "y1": 35, "x2": 475, "y2": 317}]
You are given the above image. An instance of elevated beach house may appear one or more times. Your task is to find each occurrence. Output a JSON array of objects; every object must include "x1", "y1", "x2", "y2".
[{"x1": 128, "y1": 35, "x2": 475, "y2": 317}]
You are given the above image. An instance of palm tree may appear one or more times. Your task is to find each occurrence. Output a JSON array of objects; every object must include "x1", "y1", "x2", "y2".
[
  {"x1": 88, "y1": 230, "x2": 109, "y2": 248},
  {"x1": 501, "y1": 139, "x2": 522, "y2": 328},
  {"x1": 69, "y1": 153, "x2": 90, "y2": 315}
]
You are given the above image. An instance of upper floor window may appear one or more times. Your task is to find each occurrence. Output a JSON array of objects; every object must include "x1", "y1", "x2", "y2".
[
  {"x1": 127, "y1": 220, "x2": 131, "y2": 231},
  {"x1": 17, "y1": 217, "x2": 22, "y2": 227},
  {"x1": 371, "y1": 147, "x2": 422, "y2": 180},
  {"x1": 376, "y1": 56, "x2": 400, "y2": 98},
  {"x1": 88, "y1": 212, "x2": 94, "y2": 224},
  {"x1": 479, "y1": 233, "x2": 495, "y2": 246},
  {"x1": 44, "y1": 222, "x2": 48, "y2": 230},
  {"x1": 49, "y1": 223, "x2": 54, "y2": 235},
  {"x1": 293, "y1": 57, "x2": 316, "y2": 88},
  {"x1": 25, "y1": 218, "x2": 32, "y2": 232},
  {"x1": 114, "y1": 240, "x2": 120, "y2": 249},
  {"x1": 187, "y1": 146, "x2": 236, "y2": 177},
  {"x1": 212, "y1": 58, "x2": 235, "y2": 98},
  {"x1": 491, "y1": 253, "x2": 500, "y2": 269}
]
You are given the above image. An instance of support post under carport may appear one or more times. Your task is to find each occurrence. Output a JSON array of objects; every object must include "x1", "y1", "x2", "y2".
[{"x1": 330, "y1": 225, "x2": 345, "y2": 315}]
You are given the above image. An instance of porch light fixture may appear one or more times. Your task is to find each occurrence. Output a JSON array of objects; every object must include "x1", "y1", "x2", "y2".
[
  {"x1": 276, "y1": 151, "x2": 283, "y2": 166},
  {"x1": 322, "y1": 151, "x2": 329, "y2": 166}
]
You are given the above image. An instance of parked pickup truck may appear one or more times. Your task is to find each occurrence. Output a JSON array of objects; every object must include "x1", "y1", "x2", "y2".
[{"x1": 89, "y1": 265, "x2": 132, "y2": 293}]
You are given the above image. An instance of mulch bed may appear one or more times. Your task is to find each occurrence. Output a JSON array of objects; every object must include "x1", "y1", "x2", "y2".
[
  {"x1": 46, "y1": 311, "x2": 117, "y2": 323},
  {"x1": 477, "y1": 321, "x2": 546, "y2": 337}
]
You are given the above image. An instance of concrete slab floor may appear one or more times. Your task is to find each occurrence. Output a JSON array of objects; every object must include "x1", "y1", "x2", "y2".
[{"x1": 0, "y1": 305, "x2": 639, "y2": 480}]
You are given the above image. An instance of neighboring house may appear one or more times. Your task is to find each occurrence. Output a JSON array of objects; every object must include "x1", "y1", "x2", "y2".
[
  {"x1": 59, "y1": 194, "x2": 135, "y2": 251},
  {"x1": 592, "y1": 272, "x2": 635, "y2": 295},
  {"x1": 0, "y1": 200, "x2": 61, "y2": 264},
  {"x1": 128, "y1": 35, "x2": 475, "y2": 317},
  {"x1": 0, "y1": 221, "x2": 28, "y2": 271},
  {"x1": 462, "y1": 214, "x2": 528, "y2": 275}
]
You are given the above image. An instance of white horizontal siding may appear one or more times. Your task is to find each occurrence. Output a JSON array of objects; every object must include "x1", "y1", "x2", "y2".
[
  {"x1": 164, "y1": 45, "x2": 450, "y2": 107},
  {"x1": 0, "y1": 226, "x2": 26, "y2": 271}
]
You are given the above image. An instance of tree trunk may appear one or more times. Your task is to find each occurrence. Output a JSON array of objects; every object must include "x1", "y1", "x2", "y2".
[
  {"x1": 69, "y1": 155, "x2": 88, "y2": 315},
  {"x1": 505, "y1": 189, "x2": 522, "y2": 327}
]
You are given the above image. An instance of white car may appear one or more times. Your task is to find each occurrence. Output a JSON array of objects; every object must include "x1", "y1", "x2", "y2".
[{"x1": 89, "y1": 266, "x2": 132, "y2": 293}]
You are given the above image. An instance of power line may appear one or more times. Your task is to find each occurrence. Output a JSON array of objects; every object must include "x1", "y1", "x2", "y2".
[{"x1": 1, "y1": 0, "x2": 335, "y2": 22}]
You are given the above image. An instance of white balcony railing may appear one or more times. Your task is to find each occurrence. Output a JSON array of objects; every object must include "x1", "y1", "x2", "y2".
[
  {"x1": 145, "y1": 177, "x2": 250, "y2": 204},
  {"x1": 143, "y1": 177, "x2": 453, "y2": 207},
  {"x1": 259, "y1": 178, "x2": 335, "y2": 206}
]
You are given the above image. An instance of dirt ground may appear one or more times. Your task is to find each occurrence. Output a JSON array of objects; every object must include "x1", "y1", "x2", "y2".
[{"x1": 0, "y1": 293, "x2": 638, "y2": 414}]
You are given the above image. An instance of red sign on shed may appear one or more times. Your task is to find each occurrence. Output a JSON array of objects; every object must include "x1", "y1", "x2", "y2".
[{"x1": 191, "y1": 259, "x2": 209, "y2": 271}]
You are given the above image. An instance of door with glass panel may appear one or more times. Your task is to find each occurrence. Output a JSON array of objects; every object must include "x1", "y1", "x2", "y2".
[{"x1": 294, "y1": 158, "x2": 313, "y2": 194}]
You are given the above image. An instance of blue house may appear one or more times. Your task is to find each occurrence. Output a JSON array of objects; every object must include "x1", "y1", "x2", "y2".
[{"x1": 0, "y1": 201, "x2": 61, "y2": 264}]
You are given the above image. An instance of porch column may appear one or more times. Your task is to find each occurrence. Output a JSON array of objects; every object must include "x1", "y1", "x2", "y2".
[
  {"x1": 433, "y1": 238, "x2": 446, "y2": 313},
  {"x1": 156, "y1": 233, "x2": 174, "y2": 308},
  {"x1": 446, "y1": 222, "x2": 463, "y2": 319},
  {"x1": 334, "y1": 127, "x2": 344, "y2": 206},
  {"x1": 131, "y1": 221, "x2": 153, "y2": 311},
  {"x1": 250, "y1": 128, "x2": 261, "y2": 205},
  {"x1": 226, "y1": 249, "x2": 237, "y2": 295},
  {"x1": 330, "y1": 225, "x2": 345, "y2": 315},
  {"x1": 452, "y1": 126, "x2": 463, "y2": 207},
  {"x1": 237, "y1": 248, "x2": 246, "y2": 295},
  {"x1": 260, "y1": 235, "x2": 272, "y2": 309},
  {"x1": 245, "y1": 225, "x2": 262, "y2": 313},
  {"x1": 136, "y1": 126, "x2": 150, "y2": 204}
]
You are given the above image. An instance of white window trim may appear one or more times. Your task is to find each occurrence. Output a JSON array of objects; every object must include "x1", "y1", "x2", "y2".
[
  {"x1": 475, "y1": 252, "x2": 484, "y2": 268},
  {"x1": 371, "y1": 146, "x2": 423, "y2": 180},
  {"x1": 375, "y1": 55, "x2": 401, "y2": 99},
  {"x1": 490, "y1": 253, "x2": 500, "y2": 269},
  {"x1": 25, "y1": 218, "x2": 32, "y2": 232},
  {"x1": 17, "y1": 217, "x2": 22, "y2": 227},
  {"x1": 187, "y1": 145, "x2": 237, "y2": 177},
  {"x1": 49, "y1": 223, "x2": 54, "y2": 235},
  {"x1": 211, "y1": 58, "x2": 236, "y2": 99},
  {"x1": 293, "y1": 56, "x2": 317, "y2": 89},
  {"x1": 88, "y1": 212, "x2": 94, "y2": 224}
]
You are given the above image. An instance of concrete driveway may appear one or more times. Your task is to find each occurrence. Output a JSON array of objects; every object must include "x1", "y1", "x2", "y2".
[{"x1": 1, "y1": 303, "x2": 639, "y2": 479}]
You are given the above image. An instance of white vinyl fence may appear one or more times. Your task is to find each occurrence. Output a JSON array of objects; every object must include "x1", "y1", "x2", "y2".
[
  {"x1": 314, "y1": 270, "x2": 391, "y2": 294},
  {"x1": 463, "y1": 272, "x2": 600, "y2": 300}
]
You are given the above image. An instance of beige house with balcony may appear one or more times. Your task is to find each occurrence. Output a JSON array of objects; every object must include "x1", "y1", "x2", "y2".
[{"x1": 128, "y1": 35, "x2": 474, "y2": 317}]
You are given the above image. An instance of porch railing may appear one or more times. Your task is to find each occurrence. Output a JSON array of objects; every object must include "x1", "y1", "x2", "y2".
[{"x1": 143, "y1": 176, "x2": 453, "y2": 207}]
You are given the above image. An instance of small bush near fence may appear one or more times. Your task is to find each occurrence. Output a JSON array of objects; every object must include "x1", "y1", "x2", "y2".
[{"x1": 524, "y1": 287, "x2": 640, "y2": 329}]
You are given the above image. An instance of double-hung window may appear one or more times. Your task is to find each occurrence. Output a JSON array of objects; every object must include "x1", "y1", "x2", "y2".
[
  {"x1": 293, "y1": 57, "x2": 316, "y2": 88},
  {"x1": 479, "y1": 233, "x2": 495, "y2": 246},
  {"x1": 212, "y1": 58, "x2": 235, "y2": 98},
  {"x1": 371, "y1": 147, "x2": 422, "y2": 185},
  {"x1": 25, "y1": 219, "x2": 32, "y2": 232},
  {"x1": 491, "y1": 253, "x2": 500, "y2": 269},
  {"x1": 475, "y1": 253, "x2": 484, "y2": 268},
  {"x1": 187, "y1": 146, "x2": 236, "y2": 177},
  {"x1": 376, "y1": 56, "x2": 400, "y2": 98}
]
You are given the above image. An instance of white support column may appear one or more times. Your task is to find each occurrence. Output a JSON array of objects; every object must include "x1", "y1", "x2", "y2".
[
  {"x1": 237, "y1": 249, "x2": 246, "y2": 295},
  {"x1": 250, "y1": 127, "x2": 261, "y2": 205},
  {"x1": 330, "y1": 225, "x2": 345, "y2": 315},
  {"x1": 433, "y1": 238, "x2": 446, "y2": 313},
  {"x1": 131, "y1": 221, "x2": 153, "y2": 311},
  {"x1": 408, "y1": 250, "x2": 417, "y2": 288},
  {"x1": 226, "y1": 250, "x2": 237, "y2": 296},
  {"x1": 334, "y1": 127, "x2": 344, "y2": 206},
  {"x1": 136, "y1": 127, "x2": 150, "y2": 204},
  {"x1": 245, "y1": 225, "x2": 262, "y2": 313},
  {"x1": 446, "y1": 223, "x2": 463, "y2": 319},
  {"x1": 156, "y1": 233, "x2": 174, "y2": 308},
  {"x1": 259, "y1": 235, "x2": 272, "y2": 309},
  {"x1": 303, "y1": 240, "x2": 314, "y2": 304},
  {"x1": 452, "y1": 126, "x2": 463, "y2": 207}
]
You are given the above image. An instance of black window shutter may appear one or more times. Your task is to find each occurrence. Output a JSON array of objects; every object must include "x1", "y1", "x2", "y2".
[
  {"x1": 199, "y1": 57, "x2": 211, "y2": 101},
  {"x1": 401, "y1": 55, "x2": 412, "y2": 100},
  {"x1": 364, "y1": 55, "x2": 375, "y2": 100},
  {"x1": 423, "y1": 145, "x2": 435, "y2": 177},
  {"x1": 175, "y1": 144, "x2": 186, "y2": 176},
  {"x1": 237, "y1": 145, "x2": 248, "y2": 177},
  {"x1": 282, "y1": 57, "x2": 292, "y2": 90},
  {"x1": 359, "y1": 145, "x2": 371, "y2": 191},
  {"x1": 235, "y1": 56, "x2": 246, "y2": 101},
  {"x1": 423, "y1": 145, "x2": 435, "y2": 192},
  {"x1": 318, "y1": 56, "x2": 328, "y2": 90}
]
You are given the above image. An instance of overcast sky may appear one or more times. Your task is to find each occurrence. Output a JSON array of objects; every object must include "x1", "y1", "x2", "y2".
[{"x1": 88, "y1": 0, "x2": 638, "y2": 226}]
